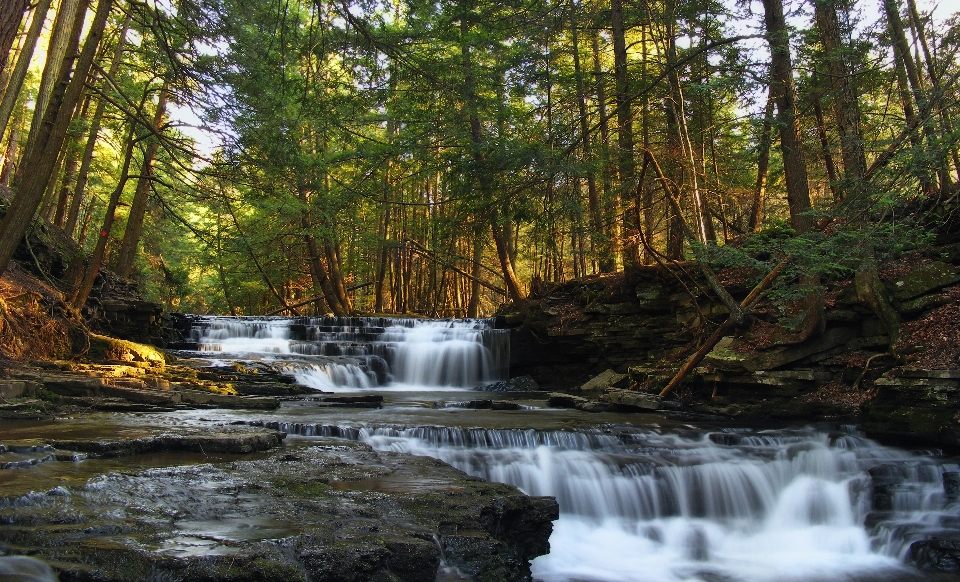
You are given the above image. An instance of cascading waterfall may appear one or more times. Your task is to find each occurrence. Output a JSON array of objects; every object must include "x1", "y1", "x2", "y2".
[
  {"x1": 255, "y1": 420, "x2": 959, "y2": 582},
  {"x1": 181, "y1": 314, "x2": 960, "y2": 580},
  {"x1": 181, "y1": 315, "x2": 509, "y2": 390}
]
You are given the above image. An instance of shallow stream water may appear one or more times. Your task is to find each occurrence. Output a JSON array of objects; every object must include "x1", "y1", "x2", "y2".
[{"x1": 7, "y1": 316, "x2": 960, "y2": 581}]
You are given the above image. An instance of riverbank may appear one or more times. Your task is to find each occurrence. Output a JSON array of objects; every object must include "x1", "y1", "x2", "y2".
[{"x1": 497, "y1": 247, "x2": 960, "y2": 450}]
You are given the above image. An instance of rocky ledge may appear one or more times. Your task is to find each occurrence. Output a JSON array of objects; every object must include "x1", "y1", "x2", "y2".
[{"x1": 0, "y1": 430, "x2": 557, "y2": 582}]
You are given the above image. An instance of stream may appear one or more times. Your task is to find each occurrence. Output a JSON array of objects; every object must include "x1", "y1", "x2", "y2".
[{"x1": 7, "y1": 315, "x2": 960, "y2": 581}]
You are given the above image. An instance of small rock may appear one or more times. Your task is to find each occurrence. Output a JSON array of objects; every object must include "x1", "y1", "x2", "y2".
[{"x1": 579, "y1": 369, "x2": 629, "y2": 392}]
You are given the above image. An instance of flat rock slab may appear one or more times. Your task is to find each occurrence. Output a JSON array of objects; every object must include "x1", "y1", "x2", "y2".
[
  {"x1": 51, "y1": 427, "x2": 286, "y2": 457},
  {"x1": 0, "y1": 439, "x2": 558, "y2": 582},
  {"x1": 579, "y1": 369, "x2": 628, "y2": 392}
]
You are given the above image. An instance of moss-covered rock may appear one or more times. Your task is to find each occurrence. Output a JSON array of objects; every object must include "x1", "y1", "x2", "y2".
[{"x1": 88, "y1": 334, "x2": 165, "y2": 369}]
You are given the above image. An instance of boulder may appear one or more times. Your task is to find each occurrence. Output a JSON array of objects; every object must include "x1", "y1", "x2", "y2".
[
  {"x1": 704, "y1": 327, "x2": 856, "y2": 373},
  {"x1": 476, "y1": 375, "x2": 540, "y2": 392},
  {"x1": 579, "y1": 369, "x2": 629, "y2": 392},
  {"x1": 600, "y1": 389, "x2": 662, "y2": 410},
  {"x1": 887, "y1": 261, "x2": 960, "y2": 301},
  {"x1": 0, "y1": 440, "x2": 557, "y2": 582}
]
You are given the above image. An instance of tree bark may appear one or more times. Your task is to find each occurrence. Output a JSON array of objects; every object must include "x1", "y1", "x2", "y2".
[
  {"x1": 0, "y1": 0, "x2": 53, "y2": 140},
  {"x1": 814, "y1": 0, "x2": 867, "y2": 186},
  {"x1": 763, "y1": 0, "x2": 814, "y2": 234},
  {"x1": 20, "y1": 0, "x2": 83, "y2": 169},
  {"x1": 0, "y1": 0, "x2": 110, "y2": 279},
  {"x1": 611, "y1": 0, "x2": 639, "y2": 267},
  {"x1": 750, "y1": 87, "x2": 775, "y2": 232},
  {"x1": 0, "y1": 0, "x2": 30, "y2": 76}
]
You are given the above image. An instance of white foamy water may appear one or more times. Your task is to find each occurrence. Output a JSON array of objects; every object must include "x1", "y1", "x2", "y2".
[
  {"x1": 184, "y1": 316, "x2": 509, "y2": 391},
  {"x1": 351, "y1": 425, "x2": 951, "y2": 582}
]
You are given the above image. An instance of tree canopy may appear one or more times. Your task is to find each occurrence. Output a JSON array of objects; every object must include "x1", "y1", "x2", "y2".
[{"x1": 0, "y1": 0, "x2": 958, "y2": 316}]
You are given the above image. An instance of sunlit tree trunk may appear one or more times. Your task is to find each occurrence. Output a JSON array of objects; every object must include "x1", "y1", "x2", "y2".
[
  {"x1": 0, "y1": 0, "x2": 111, "y2": 280},
  {"x1": 20, "y1": 0, "x2": 83, "y2": 168},
  {"x1": 0, "y1": 0, "x2": 53, "y2": 143}
]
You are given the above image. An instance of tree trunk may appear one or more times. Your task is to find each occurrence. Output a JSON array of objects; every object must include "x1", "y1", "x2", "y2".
[
  {"x1": 0, "y1": 0, "x2": 30, "y2": 75},
  {"x1": 750, "y1": 87, "x2": 775, "y2": 232},
  {"x1": 65, "y1": 12, "x2": 130, "y2": 237},
  {"x1": 763, "y1": 0, "x2": 814, "y2": 234},
  {"x1": 610, "y1": 0, "x2": 638, "y2": 267},
  {"x1": 591, "y1": 29, "x2": 618, "y2": 271},
  {"x1": 814, "y1": 0, "x2": 867, "y2": 186},
  {"x1": 0, "y1": 0, "x2": 110, "y2": 279},
  {"x1": 71, "y1": 118, "x2": 136, "y2": 309},
  {"x1": 812, "y1": 94, "x2": 840, "y2": 200},
  {"x1": 569, "y1": 0, "x2": 607, "y2": 273},
  {"x1": 20, "y1": 0, "x2": 83, "y2": 169},
  {"x1": 0, "y1": 0, "x2": 53, "y2": 140},
  {"x1": 114, "y1": 81, "x2": 169, "y2": 277},
  {"x1": 0, "y1": 102, "x2": 22, "y2": 186},
  {"x1": 883, "y1": 0, "x2": 949, "y2": 193},
  {"x1": 467, "y1": 223, "x2": 483, "y2": 317}
]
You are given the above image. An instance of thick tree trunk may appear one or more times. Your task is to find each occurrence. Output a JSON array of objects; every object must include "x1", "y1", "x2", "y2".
[
  {"x1": 0, "y1": 0, "x2": 110, "y2": 279},
  {"x1": 0, "y1": 0, "x2": 30, "y2": 75},
  {"x1": 20, "y1": 0, "x2": 83, "y2": 169},
  {"x1": 763, "y1": 0, "x2": 814, "y2": 234},
  {"x1": 0, "y1": 0, "x2": 53, "y2": 142},
  {"x1": 114, "y1": 81, "x2": 169, "y2": 277},
  {"x1": 814, "y1": 0, "x2": 867, "y2": 186}
]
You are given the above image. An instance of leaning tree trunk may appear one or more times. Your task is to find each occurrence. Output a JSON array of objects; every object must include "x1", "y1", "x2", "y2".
[
  {"x1": 0, "y1": 0, "x2": 53, "y2": 142},
  {"x1": 71, "y1": 118, "x2": 137, "y2": 309},
  {"x1": 0, "y1": 0, "x2": 112, "y2": 280},
  {"x1": 0, "y1": 0, "x2": 30, "y2": 75},
  {"x1": 19, "y1": 0, "x2": 83, "y2": 169},
  {"x1": 114, "y1": 81, "x2": 169, "y2": 277}
]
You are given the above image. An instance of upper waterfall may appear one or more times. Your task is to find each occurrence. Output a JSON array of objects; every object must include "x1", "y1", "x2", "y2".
[{"x1": 180, "y1": 316, "x2": 510, "y2": 390}]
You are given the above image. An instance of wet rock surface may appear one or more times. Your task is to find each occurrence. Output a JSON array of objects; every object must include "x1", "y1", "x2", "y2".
[{"x1": 0, "y1": 437, "x2": 557, "y2": 582}]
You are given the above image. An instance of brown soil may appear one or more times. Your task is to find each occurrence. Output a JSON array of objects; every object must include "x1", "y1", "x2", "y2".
[
  {"x1": 896, "y1": 284, "x2": 960, "y2": 369},
  {"x1": 0, "y1": 263, "x2": 78, "y2": 366}
]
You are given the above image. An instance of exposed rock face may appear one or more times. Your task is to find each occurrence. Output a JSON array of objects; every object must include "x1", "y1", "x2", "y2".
[
  {"x1": 501, "y1": 259, "x2": 960, "y2": 447},
  {"x1": 82, "y1": 270, "x2": 166, "y2": 345},
  {"x1": 0, "y1": 439, "x2": 558, "y2": 582}
]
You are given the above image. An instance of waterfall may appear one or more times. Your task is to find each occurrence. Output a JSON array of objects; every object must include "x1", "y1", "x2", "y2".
[
  {"x1": 256, "y1": 421, "x2": 957, "y2": 582},
  {"x1": 182, "y1": 315, "x2": 509, "y2": 390}
]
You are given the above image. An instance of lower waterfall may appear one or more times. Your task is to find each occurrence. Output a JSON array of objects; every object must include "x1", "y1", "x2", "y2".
[{"x1": 259, "y1": 421, "x2": 956, "y2": 582}]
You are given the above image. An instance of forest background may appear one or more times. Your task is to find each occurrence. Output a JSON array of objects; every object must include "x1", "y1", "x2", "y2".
[{"x1": 0, "y1": 0, "x2": 957, "y2": 319}]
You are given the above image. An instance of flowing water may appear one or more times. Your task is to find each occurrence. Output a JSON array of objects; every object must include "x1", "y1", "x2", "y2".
[{"x1": 60, "y1": 317, "x2": 960, "y2": 580}]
